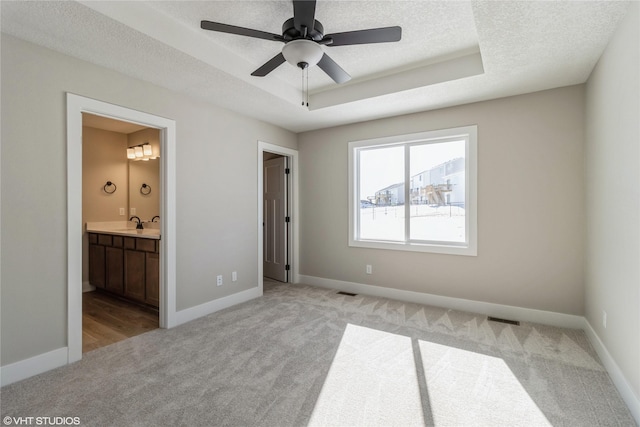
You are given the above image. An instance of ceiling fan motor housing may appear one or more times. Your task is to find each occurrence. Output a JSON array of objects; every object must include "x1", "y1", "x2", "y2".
[{"x1": 282, "y1": 17, "x2": 324, "y2": 41}]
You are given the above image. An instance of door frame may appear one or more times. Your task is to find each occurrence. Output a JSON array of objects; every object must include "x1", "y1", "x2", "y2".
[
  {"x1": 66, "y1": 93, "x2": 177, "y2": 363},
  {"x1": 257, "y1": 141, "x2": 299, "y2": 292}
]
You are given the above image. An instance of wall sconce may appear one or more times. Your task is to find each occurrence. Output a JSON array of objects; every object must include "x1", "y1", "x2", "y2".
[{"x1": 127, "y1": 142, "x2": 158, "y2": 161}]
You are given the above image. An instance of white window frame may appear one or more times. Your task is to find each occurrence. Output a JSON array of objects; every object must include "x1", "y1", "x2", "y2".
[{"x1": 348, "y1": 125, "x2": 477, "y2": 256}]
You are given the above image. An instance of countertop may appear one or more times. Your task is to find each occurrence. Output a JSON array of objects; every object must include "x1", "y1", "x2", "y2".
[{"x1": 86, "y1": 221, "x2": 161, "y2": 240}]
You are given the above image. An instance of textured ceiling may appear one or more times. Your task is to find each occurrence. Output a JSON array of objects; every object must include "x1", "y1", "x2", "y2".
[
  {"x1": 0, "y1": 1, "x2": 630, "y2": 132},
  {"x1": 147, "y1": 1, "x2": 480, "y2": 91}
]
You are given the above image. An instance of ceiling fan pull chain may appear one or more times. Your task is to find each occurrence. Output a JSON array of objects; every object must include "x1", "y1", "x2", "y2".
[
  {"x1": 306, "y1": 66, "x2": 309, "y2": 108},
  {"x1": 301, "y1": 68, "x2": 304, "y2": 106},
  {"x1": 300, "y1": 65, "x2": 309, "y2": 108}
]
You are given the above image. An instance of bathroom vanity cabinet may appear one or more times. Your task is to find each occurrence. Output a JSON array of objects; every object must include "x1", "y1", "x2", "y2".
[{"x1": 88, "y1": 232, "x2": 159, "y2": 308}]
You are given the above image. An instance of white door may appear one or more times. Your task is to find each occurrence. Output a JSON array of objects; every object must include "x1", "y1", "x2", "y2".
[{"x1": 263, "y1": 156, "x2": 288, "y2": 282}]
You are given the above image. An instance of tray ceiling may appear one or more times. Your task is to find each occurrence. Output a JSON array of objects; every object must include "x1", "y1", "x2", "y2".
[{"x1": 1, "y1": 1, "x2": 630, "y2": 132}]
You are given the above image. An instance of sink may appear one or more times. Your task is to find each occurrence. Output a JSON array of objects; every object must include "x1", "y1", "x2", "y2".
[
  {"x1": 137, "y1": 229, "x2": 161, "y2": 236},
  {"x1": 115, "y1": 228, "x2": 160, "y2": 235}
]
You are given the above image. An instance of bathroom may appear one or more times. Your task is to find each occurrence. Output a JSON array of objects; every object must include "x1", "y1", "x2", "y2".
[{"x1": 81, "y1": 113, "x2": 161, "y2": 352}]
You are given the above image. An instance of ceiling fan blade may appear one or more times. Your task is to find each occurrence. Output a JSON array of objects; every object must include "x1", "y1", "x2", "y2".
[
  {"x1": 324, "y1": 26, "x2": 402, "y2": 46},
  {"x1": 293, "y1": 0, "x2": 316, "y2": 35},
  {"x1": 317, "y1": 53, "x2": 351, "y2": 84},
  {"x1": 251, "y1": 53, "x2": 286, "y2": 77},
  {"x1": 201, "y1": 21, "x2": 284, "y2": 42}
]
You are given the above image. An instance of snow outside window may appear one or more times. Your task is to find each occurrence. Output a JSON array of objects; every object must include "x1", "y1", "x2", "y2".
[{"x1": 348, "y1": 126, "x2": 477, "y2": 256}]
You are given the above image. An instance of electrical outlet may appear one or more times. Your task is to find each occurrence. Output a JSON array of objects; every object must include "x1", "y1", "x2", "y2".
[
  {"x1": 216, "y1": 275, "x2": 223, "y2": 286},
  {"x1": 232, "y1": 271, "x2": 237, "y2": 282},
  {"x1": 130, "y1": 207, "x2": 136, "y2": 215},
  {"x1": 119, "y1": 207, "x2": 125, "y2": 216},
  {"x1": 602, "y1": 310, "x2": 607, "y2": 328},
  {"x1": 366, "y1": 264, "x2": 372, "y2": 274}
]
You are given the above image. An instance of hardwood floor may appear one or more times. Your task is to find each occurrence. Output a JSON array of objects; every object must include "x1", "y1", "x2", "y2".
[{"x1": 82, "y1": 290, "x2": 158, "y2": 353}]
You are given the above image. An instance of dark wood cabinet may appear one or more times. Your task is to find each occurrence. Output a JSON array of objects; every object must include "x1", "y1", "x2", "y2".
[
  {"x1": 105, "y1": 247, "x2": 124, "y2": 294},
  {"x1": 88, "y1": 242, "x2": 105, "y2": 289},
  {"x1": 88, "y1": 232, "x2": 159, "y2": 308},
  {"x1": 145, "y1": 252, "x2": 160, "y2": 307},
  {"x1": 124, "y1": 250, "x2": 146, "y2": 302}
]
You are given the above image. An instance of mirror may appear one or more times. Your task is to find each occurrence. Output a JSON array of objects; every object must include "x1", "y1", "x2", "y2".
[
  {"x1": 127, "y1": 128, "x2": 160, "y2": 223},
  {"x1": 129, "y1": 159, "x2": 159, "y2": 222}
]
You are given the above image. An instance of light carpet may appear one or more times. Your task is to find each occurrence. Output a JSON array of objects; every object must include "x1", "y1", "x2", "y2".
[{"x1": 1, "y1": 280, "x2": 635, "y2": 426}]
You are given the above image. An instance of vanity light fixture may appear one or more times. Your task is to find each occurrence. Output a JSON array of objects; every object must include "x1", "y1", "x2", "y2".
[{"x1": 127, "y1": 142, "x2": 158, "y2": 161}]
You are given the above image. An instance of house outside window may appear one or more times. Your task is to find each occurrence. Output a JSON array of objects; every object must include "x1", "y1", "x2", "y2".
[{"x1": 348, "y1": 125, "x2": 477, "y2": 256}]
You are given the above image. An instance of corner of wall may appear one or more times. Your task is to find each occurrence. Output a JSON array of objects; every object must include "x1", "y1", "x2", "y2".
[
  {"x1": 583, "y1": 318, "x2": 640, "y2": 423},
  {"x1": 583, "y1": 2, "x2": 640, "y2": 422}
]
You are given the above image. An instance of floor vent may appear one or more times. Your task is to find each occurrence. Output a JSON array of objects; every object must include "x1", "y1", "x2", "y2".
[
  {"x1": 488, "y1": 316, "x2": 520, "y2": 326},
  {"x1": 337, "y1": 291, "x2": 358, "y2": 297}
]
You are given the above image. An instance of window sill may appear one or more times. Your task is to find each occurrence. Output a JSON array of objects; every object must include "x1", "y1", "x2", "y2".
[{"x1": 349, "y1": 238, "x2": 477, "y2": 256}]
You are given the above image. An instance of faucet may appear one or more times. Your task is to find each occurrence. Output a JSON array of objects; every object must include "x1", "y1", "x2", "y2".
[
  {"x1": 129, "y1": 216, "x2": 144, "y2": 230},
  {"x1": 151, "y1": 215, "x2": 160, "y2": 223}
]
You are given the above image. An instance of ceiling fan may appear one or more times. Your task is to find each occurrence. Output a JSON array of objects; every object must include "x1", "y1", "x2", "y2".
[{"x1": 200, "y1": 0, "x2": 402, "y2": 84}]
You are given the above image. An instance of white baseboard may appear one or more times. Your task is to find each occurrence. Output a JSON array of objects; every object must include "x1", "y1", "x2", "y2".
[
  {"x1": 1, "y1": 287, "x2": 262, "y2": 388},
  {"x1": 298, "y1": 275, "x2": 584, "y2": 329},
  {"x1": 82, "y1": 281, "x2": 96, "y2": 293},
  {"x1": 174, "y1": 286, "x2": 262, "y2": 326},
  {"x1": 0, "y1": 347, "x2": 68, "y2": 387},
  {"x1": 583, "y1": 319, "x2": 640, "y2": 424},
  {"x1": 299, "y1": 275, "x2": 638, "y2": 422}
]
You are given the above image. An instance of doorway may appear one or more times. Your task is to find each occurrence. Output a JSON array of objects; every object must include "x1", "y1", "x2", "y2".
[
  {"x1": 263, "y1": 153, "x2": 289, "y2": 282},
  {"x1": 257, "y1": 142, "x2": 299, "y2": 293},
  {"x1": 81, "y1": 114, "x2": 161, "y2": 352},
  {"x1": 67, "y1": 93, "x2": 177, "y2": 364}
]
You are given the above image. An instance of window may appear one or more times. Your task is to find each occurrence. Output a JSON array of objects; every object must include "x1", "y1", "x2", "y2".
[{"x1": 348, "y1": 125, "x2": 477, "y2": 256}]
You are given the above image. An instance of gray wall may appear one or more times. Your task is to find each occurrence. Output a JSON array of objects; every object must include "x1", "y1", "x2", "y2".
[
  {"x1": 585, "y1": 2, "x2": 639, "y2": 401},
  {"x1": 0, "y1": 35, "x2": 296, "y2": 365},
  {"x1": 298, "y1": 86, "x2": 585, "y2": 315}
]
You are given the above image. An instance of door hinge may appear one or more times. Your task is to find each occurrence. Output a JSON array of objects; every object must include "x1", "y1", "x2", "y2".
[
  {"x1": 285, "y1": 265, "x2": 290, "y2": 271},
  {"x1": 285, "y1": 216, "x2": 290, "y2": 223},
  {"x1": 285, "y1": 168, "x2": 290, "y2": 174}
]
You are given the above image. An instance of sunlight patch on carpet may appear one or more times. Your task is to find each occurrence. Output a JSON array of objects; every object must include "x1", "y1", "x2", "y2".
[
  {"x1": 419, "y1": 340, "x2": 551, "y2": 426},
  {"x1": 308, "y1": 324, "x2": 424, "y2": 426}
]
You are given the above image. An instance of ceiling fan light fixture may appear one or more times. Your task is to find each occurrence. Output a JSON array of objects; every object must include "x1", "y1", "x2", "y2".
[{"x1": 282, "y1": 39, "x2": 323, "y2": 68}]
